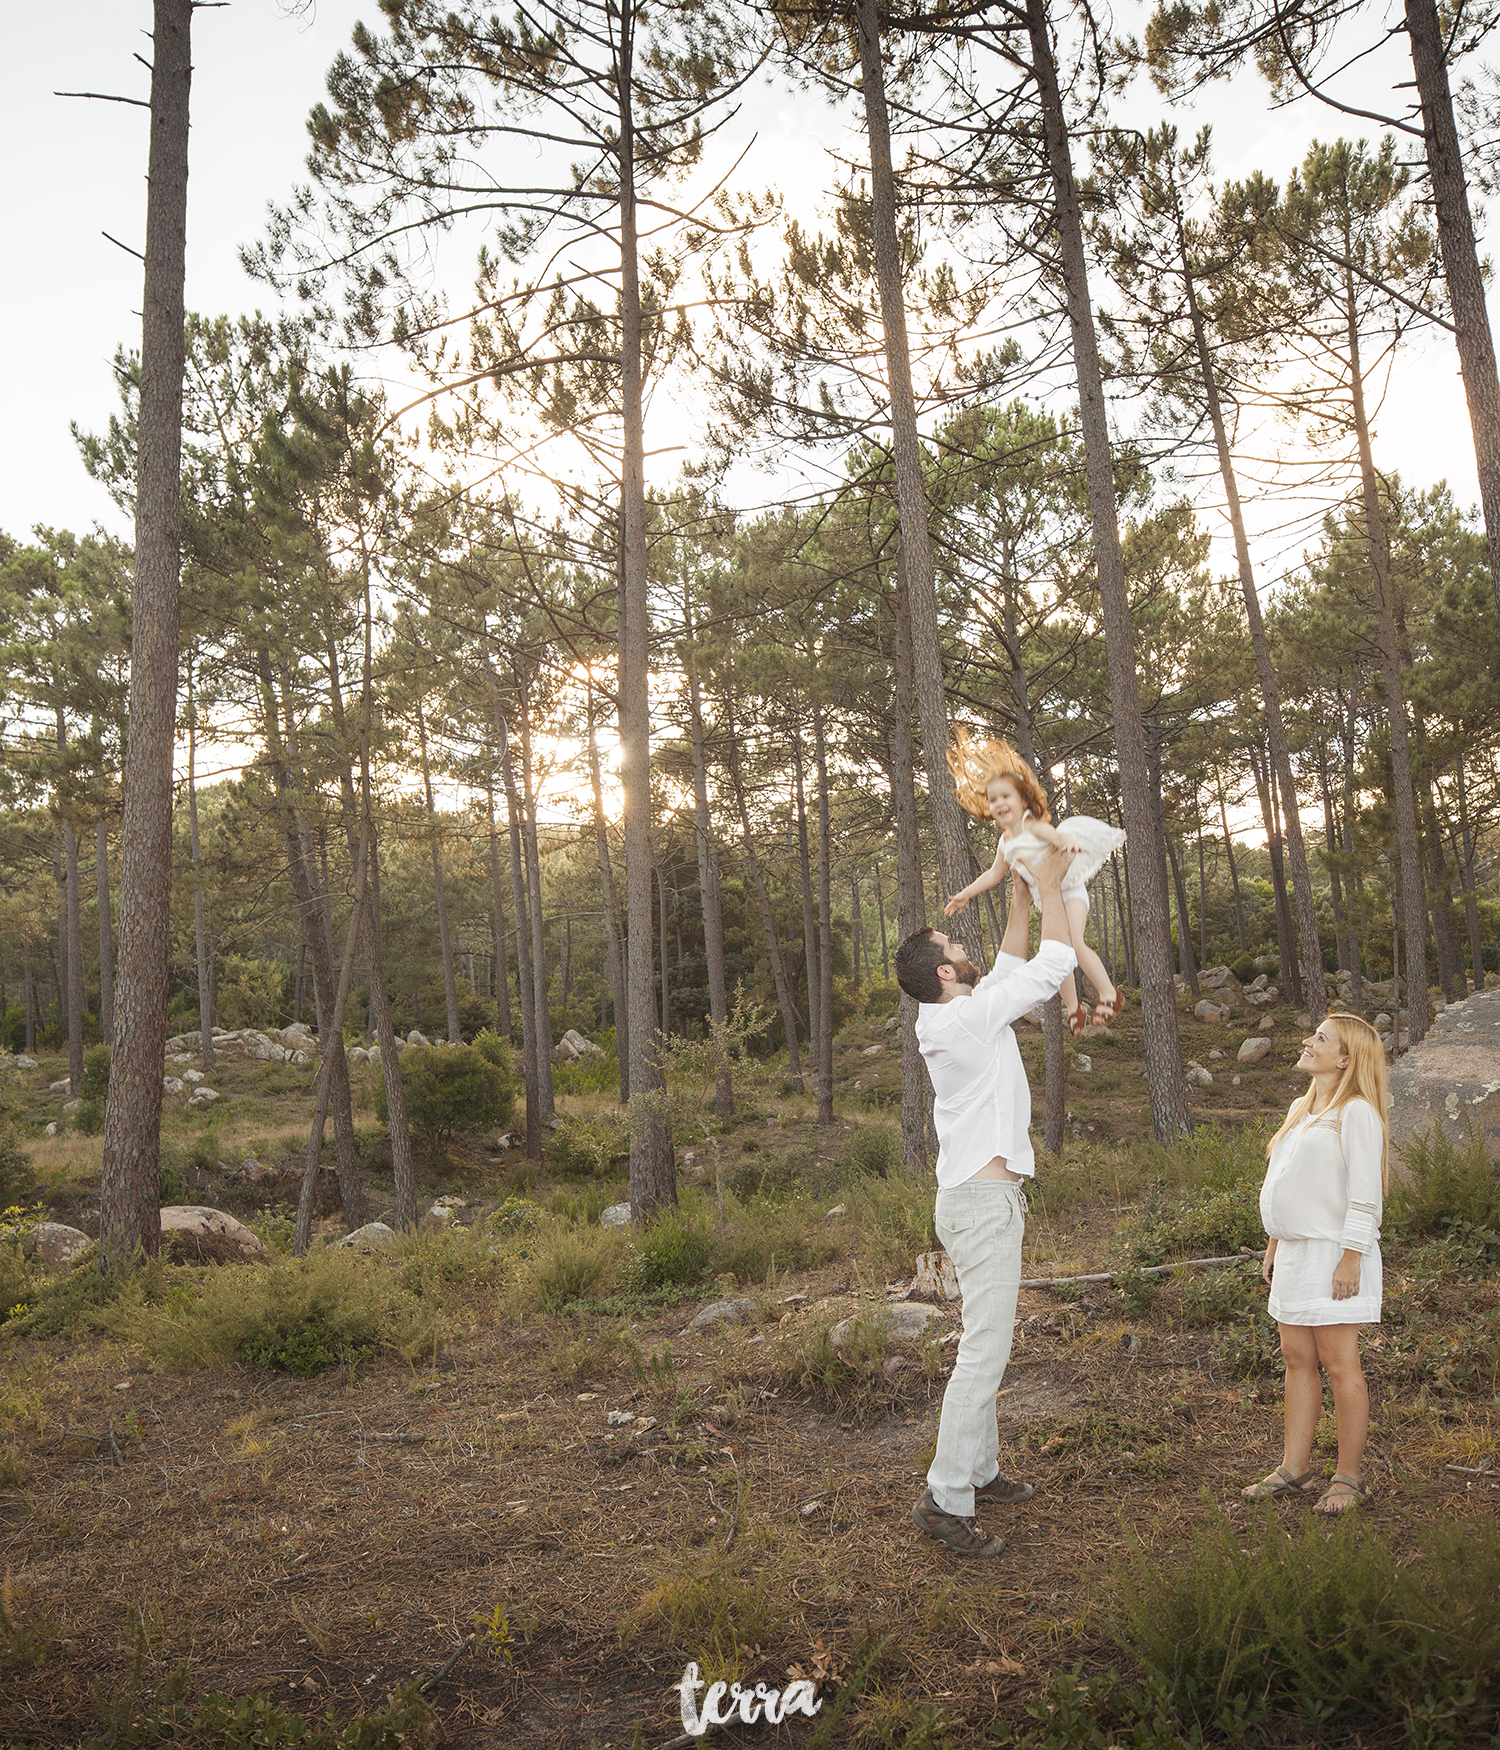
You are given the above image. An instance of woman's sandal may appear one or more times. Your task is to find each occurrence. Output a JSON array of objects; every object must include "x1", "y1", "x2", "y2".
[
  {"x1": 1312, "y1": 1473, "x2": 1367, "y2": 1516},
  {"x1": 1091, "y1": 990, "x2": 1124, "y2": 1026},
  {"x1": 1067, "y1": 1002, "x2": 1090, "y2": 1039},
  {"x1": 1241, "y1": 1464, "x2": 1317, "y2": 1501}
]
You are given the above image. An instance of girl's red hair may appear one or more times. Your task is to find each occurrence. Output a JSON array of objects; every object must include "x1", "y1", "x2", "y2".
[{"x1": 947, "y1": 728, "x2": 1051, "y2": 823}]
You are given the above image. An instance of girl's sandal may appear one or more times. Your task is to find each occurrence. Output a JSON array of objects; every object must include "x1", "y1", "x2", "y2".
[
  {"x1": 1312, "y1": 1473, "x2": 1366, "y2": 1516},
  {"x1": 1067, "y1": 1002, "x2": 1090, "y2": 1040},
  {"x1": 1241, "y1": 1464, "x2": 1317, "y2": 1501},
  {"x1": 1091, "y1": 990, "x2": 1124, "y2": 1026}
]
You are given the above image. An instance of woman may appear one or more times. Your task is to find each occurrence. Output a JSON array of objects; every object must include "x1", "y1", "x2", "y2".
[{"x1": 1242, "y1": 1012, "x2": 1388, "y2": 1515}]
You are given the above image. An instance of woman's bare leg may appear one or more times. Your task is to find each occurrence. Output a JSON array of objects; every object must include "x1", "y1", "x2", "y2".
[
  {"x1": 1313, "y1": 1324, "x2": 1368, "y2": 1493},
  {"x1": 1279, "y1": 1321, "x2": 1323, "y2": 1476},
  {"x1": 1065, "y1": 897, "x2": 1116, "y2": 1004}
]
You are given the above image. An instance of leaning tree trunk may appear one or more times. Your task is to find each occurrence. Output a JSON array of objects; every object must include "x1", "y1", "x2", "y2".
[
  {"x1": 855, "y1": 0, "x2": 973, "y2": 901},
  {"x1": 1405, "y1": 0, "x2": 1500, "y2": 634},
  {"x1": 617, "y1": 18, "x2": 674, "y2": 1217},
  {"x1": 1027, "y1": 0, "x2": 1190, "y2": 1138},
  {"x1": 99, "y1": 0, "x2": 192, "y2": 1268},
  {"x1": 1177, "y1": 223, "x2": 1325, "y2": 1018},
  {"x1": 1345, "y1": 278, "x2": 1430, "y2": 1044}
]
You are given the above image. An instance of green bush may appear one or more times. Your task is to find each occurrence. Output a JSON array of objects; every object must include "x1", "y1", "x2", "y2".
[
  {"x1": 623, "y1": 1208, "x2": 717, "y2": 1293},
  {"x1": 524, "y1": 1226, "x2": 625, "y2": 1309},
  {"x1": 1391, "y1": 1117, "x2": 1500, "y2": 1235},
  {"x1": 1230, "y1": 953, "x2": 1259, "y2": 985},
  {"x1": 376, "y1": 1044, "x2": 515, "y2": 1143},
  {"x1": 1174, "y1": 1260, "x2": 1265, "y2": 1327},
  {"x1": 1128, "y1": 1177, "x2": 1264, "y2": 1265},
  {"x1": 546, "y1": 1114, "x2": 629, "y2": 1179},
  {"x1": 551, "y1": 1052, "x2": 620, "y2": 1095},
  {"x1": 73, "y1": 1043, "x2": 112, "y2": 1135},
  {"x1": 114, "y1": 1248, "x2": 440, "y2": 1374},
  {"x1": 850, "y1": 1176, "x2": 937, "y2": 1278},
  {"x1": 838, "y1": 1123, "x2": 901, "y2": 1181},
  {"x1": 1110, "y1": 1507, "x2": 1500, "y2": 1739},
  {"x1": 0, "y1": 1129, "x2": 34, "y2": 1206},
  {"x1": 470, "y1": 1027, "x2": 511, "y2": 1069},
  {"x1": 724, "y1": 1147, "x2": 799, "y2": 1202},
  {"x1": 717, "y1": 1195, "x2": 843, "y2": 1283}
]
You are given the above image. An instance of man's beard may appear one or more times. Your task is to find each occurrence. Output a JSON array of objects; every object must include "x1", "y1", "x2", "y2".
[{"x1": 948, "y1": 952, "x2": 983, "y2": 987}]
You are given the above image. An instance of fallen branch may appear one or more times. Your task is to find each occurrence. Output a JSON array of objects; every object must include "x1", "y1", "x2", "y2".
[
  {"x1": 1021, "y1": 1252, "x2": 1263, "y2": 1290},
  {"x1": 417, "y1": 1633, "x2": 475, "y2": 1694}
]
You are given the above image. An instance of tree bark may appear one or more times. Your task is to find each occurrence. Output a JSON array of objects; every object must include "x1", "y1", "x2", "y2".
[
  {"x1": 484, "y1": 783, "x2": 513, "y2": 1038},
  {"x1": 793, "y1": 736, "x2": 820, "y2": 1058},
  {"x1": 416, "y1": 702, "x2": 463, "y2": 1043},
  {"x1": 892, "y1": 551, "x2": 930, "y2": 1173},
  {"x1": 586, "y1": 681, "x2": 628, "y2": 1088},
  {"x1": 1217, "y1": 780, "x2": 1248, "y2": 954},
  {"x1": 855, "y1": 0, "x2": 973, "y2": 900},
  {"x1": 186, "y1": 665, "x2": 215, "y2": 1070},
  {"x1": 63, "y1": 816, "x2": 85, "y2": 1095},
  {"x1": 95, "y1": 815, "x2": 114, "y2": 1047},
  {"x1": 813, "y1": 700, "x2": 835, "y2": 1126},
  {"x1": 495, "y1": 701, "x2": 541, "y2": 1158},
  {"x1": 99, "y1": 0, "x2": 192, "y2": 1268},
  {"x1": 684, "y1": 623, "x2": 732, "y2": 1116},
  {"x1": 518, "y1": 700, "x2": 556, "y2": 1117},
  {"x1": 1026, "y1": 0, "x2": 1190, "y2": 1138},
  {"x1": 616, "y1": 11, "x2": 674, "y2": 1217},
  {"x1": 1165, "y1": 831, "x2": 1199, "y2": 996},
  {"x1": 1454, "y1": 748, "x2": 1485, "y2": 991},
  {"x1": 1405, "y1": 0, "x2": 1500, "y2": 633}
]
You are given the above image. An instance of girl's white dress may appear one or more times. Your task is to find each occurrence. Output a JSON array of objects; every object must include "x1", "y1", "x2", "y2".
[
  {"x1": 1003, "y1": 812, "x2": 1126, "y2": 914},
  {"x1": 1259, "y1": 1097, "x2": 1384, "y2": 1326}
]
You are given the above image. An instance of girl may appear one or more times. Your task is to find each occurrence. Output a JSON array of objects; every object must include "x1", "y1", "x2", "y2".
[
  {"x1": 944, "y1": 729, "x2": 1126, "y2": 1036},
  {"x1": 1242, "y1": 1012, "x2": 1388, "y2": 1516}
]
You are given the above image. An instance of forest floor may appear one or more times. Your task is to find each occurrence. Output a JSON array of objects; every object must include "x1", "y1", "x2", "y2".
[{"x1": 2, "y1": 981, "x2": 1497, "y2": 1750}]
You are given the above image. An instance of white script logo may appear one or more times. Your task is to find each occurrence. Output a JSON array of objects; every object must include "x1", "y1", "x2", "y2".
[{"x1": 677, "y1": 1661, "x2": 823, "y2": 1735}]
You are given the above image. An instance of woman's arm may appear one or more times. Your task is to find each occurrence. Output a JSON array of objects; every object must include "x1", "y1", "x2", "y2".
[
  {"x1": 1337, "y1": 1100, "x2": 1385, "y2": 1255},
  {"x1": 1262, "y1": 1236, "x2": 1278, "y2": 1286}
]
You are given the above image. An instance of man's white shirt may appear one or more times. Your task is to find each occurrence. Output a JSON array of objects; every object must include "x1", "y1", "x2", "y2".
[{"x1": 915, "y1": 942, "x2": 1077, "y2": 1187}]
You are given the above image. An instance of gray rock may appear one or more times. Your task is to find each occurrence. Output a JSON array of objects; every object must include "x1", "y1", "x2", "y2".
[
  {"x1": 1231, "y1": 1075, "x2": 1242, "y2": 1088},
  {"x1": 188, "y1": 1086, "x2": 219, "y2": 1105},
  {"x1": 690, "y1": 1298, "x2": 756, "y2": 1331},
  {"x1": 1185, "y1": 1064, "x2": 1214, "y2": 1088},
  {"x1": 861, "y1": 1043, "x2": 883, "y2": 1056},
  {"x1": 1248, "y1": 974, "x2": 1269, "y2": 992},
  {"x1": 551, "y1": 1037, "x2": 581, "y2": 1064},
  {"x1": 14, "y1": 1056, "x2": 37, "y2": 1070},
  {"x1": 183, "y1": 1068, "x2": 204, "y2": 1085},
  {"x1": 1209, "y1": 1048, "x2": 1224, "y2": 1060},
  {"x1": 49, "y1": 1078, "x2": 71, "y2": 1093},
  {"x1": 606, "y1": 1408, "x2": 635, "y2": 1427},
  {"x1": 1074, "y1": 1053, "x2": 1092, "y2": 1073},
  {"x1": 599, "y1": 1202, "x2": 632, "y2": 1228},
  {"x1": 1200, "y1": 964, "x2": 1236, "y2": 990},
  {"x1": 830, "y1": 1303, "x2": 944, "y2": 1353},
  {"x1": 1238, "y1": 1037, "x2": 1272, "y2": 1063},
  {"x1": 161, "y1": 1206, "x2": 271, "y2": 1265},
  {"x1": 1374, "y1": 1013, "x2": 1393, "y2": 1033},
  {"x1": 367, "y1": 1044, "x2": 382, "y2": 1063},
  {"x1": 33, "y1": 1221, "x2": 90, "y2": 1268},
  {"x1": 884, "y1": 1015, "x2": 900, "y2": 1032},
  {"x1": 560, "y1": 1028, "x2": 605, "y2": 1060},
  {"x1": 168, "y1": 1052, "x2": 192, "y2": 1065},
  {"x1": 407, "y1": 1029, "x2": 432, "y2": 1049},
  {"x1": 1389, "y1": 986, "x2": 1500, "y2": 1169},
  {"x1": 1194, "y1": 999, "x2": 1228, "y2": 1022},
  {"x1": 348, "y1": 1046, "x2": 370, "y2": 1065},
  {"x1": 43, "y1": 1122, "x2": 57, "y2": 1137},
  {"x1": 62, "y1": 1098, "x2": 81, "y2": 1113},
  {"x1": 337, "y1": 1221, "x2": 398, "y2": 1251},
  {"x1": 287, "y1": 1050, "x2": 309, "y2": 1065},
  {"x1": 163, "y1": 1077, "x2": 185, "y2": 1095}
]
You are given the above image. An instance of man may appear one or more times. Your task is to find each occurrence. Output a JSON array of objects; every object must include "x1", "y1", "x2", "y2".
[{"x1": 893, "y1": 845, "x2": 1076, "y2": 1556}]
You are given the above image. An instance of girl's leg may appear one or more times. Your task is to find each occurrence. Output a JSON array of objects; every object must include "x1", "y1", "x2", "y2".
[
  {"x1": 1065, "y1": 897, "x2": 1116, "y2": 1003},
  {"x1": 1312, "y1": 1324, "x2": 1369, "y2": 1488},
  {"x1": 1279, "y1": 1322, "x2": 1323, "y2": 1476},
  {"x1": 1060, "y1": 970, "x2": 1079, "y2": 1014}
]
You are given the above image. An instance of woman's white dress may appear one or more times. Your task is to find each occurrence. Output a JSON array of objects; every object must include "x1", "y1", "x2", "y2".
[
  {"x1": 1259, "y1": 1098, "x2": 1384, "y2": 1326},
  {"x1": 1003, "y1": 813, "x2": 1126, "y2": 914}
]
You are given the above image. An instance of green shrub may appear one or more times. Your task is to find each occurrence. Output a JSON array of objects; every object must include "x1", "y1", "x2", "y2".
[
  {"x1": 546, "y1": 1114, "x2": 629, "y2": 1179},
  {"x1": 1392, "y1": 1117, "x2": 1500, "y2": 1236},
  {"x1": 470, "y1": 1027, "x2": 511, "y2": 1069},
  {"x1": 717, "y1": 1195, "x2": 842, "y2": 1283},
  {"x1": 1174, "y1": 1260, "x2": 1264, "y2": 1327},
  {"x1": 488, "y1": 1196, "x2": 542, "y2": 1233},
  {"x1": 0, "y1": 1131, "x2": 34, "y2": 1207},
  {"x1": 524, "y1": 1226, "x2": 624, "y2": 1310},
  {"x1": 632, "y1": 1547, "x2": 788, "y2": 1659},
  {"x1": 114, "y1": 1249, "x2": 440, "y2": 1374},
  {"x1": 550, "y1": 1052, "x2": 620, "y2": 1095},
  {"x1": 850, "y1": 1176, "x2": 937, "y2": 1278},
  {"x1": 1128, "y1": 1180, "x2": 1264, "y2": 1265},
  {"x1": 622, "y1": 1208, "x2": 717, "y2": 1293},
  {"x1": 72, "y1": 1043, "x2": 112, "y2": 1135},
  {"x1": 376, "y1": 1044, "x2": 515, "y2": 1143},
  {"x1": 1230, "y1": 954, "x2": 1259, "y2": 985},
  {"x1": 0, "y1": 1206, "x2": 42, "y2": 1323},
  {"x1": 1110, "y1": 1506, "x2": 1500, "y2": 1739},
  {"x1": 838, "y1": 1123, "x2": 901, "y2": 1181},
  {"x1": 724, "y1": 1148, "x2": 799, "y2": 1202}
]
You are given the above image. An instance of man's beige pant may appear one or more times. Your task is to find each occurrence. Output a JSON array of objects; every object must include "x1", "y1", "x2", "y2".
[{"x1": 926, "y1": 1178, "x2": 1026, "y2": 1517}]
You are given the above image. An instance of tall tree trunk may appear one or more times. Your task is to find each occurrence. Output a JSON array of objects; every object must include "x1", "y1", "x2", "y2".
[
  {"x1": 1405, "y1": 0, "x2": 1500, "y2": 633},
  {"x1": 1454, "y1": 748, "x2": 1485, "y2": 991},
  {"x1": 653, "y1": 843, "x2": 670, "y2": 1037},
  {"x1": 585, "y1": 683, "x2": 627, "y2": 1091},
  {"x1": 892, "y1": 553, "x2": 929, "y2": 1173},
  {"x1": 1345, "y1": 276, "x2": 1430, "y2": 1043},
  {"x1": 1316, "y1": 730, "x2": 1351, "y2": 976},
  {"x1": 1340, "y1": 686, "x2": 1367, "y2": 1012},
  {"x1": 874, "y1": 859, "x2": 889, "y2": 979},
  {"x1": 1177, "y1": 210, "x2": 1325, "y2": 1018},
  {"x1": 485, "y1": 783, "x2": 513, "y2": 1038},
  {"x1": 99, "y1": 0, "x2": 192, "y2": 1268},
  {"x1": 95, "y1": 815, "x2": 114, "y2": 1046},
  {"x1": 416, "y1": 702, "x2": 462, "y2": 1043},
  {"x1": 186, "y1": 665, "x2": 215, "y2": 1070},
  {"x1": 495, "y1": 702, "x2": 541, "y2": 1158},
  {"x1": 1249, "y1": 744, "x2": 1297, "y2": 988},
  {"x1": 684, "y1": 627, "x2": 732, "y2": 1116},
  {"x1": 1165, "y1": 832, "x2": 1199, "y2": 996},
  {"x1": 1113, "y1": 842, "x2": 1136, "y2": 988},
  {"x1": 63, "y1": 816, "x2": 85, "y2": 1095},
  {"x1": 726, "y1": 706, "x2": 804, "y2": 1079},
  {"x1": 23, "y1": 946, "x2": 36, "y2": 1056},
  {"x1": 1409, "y1": 706, "x2": 1464, "y2": 1002},
  {"x1": 1027, "y1": 0, "x2": 1189, "y2": 1137},
  {"x1": 813, "y1": 701, "x2": 835, "y2": 1126},
  {"x1": 1196, "y1": 804, "x2": 1208, "y2": 972},
  {"x1": 518, "y1": 701, "x2": 556, "y2": 1117},
  {"x1": 855, "y1": 0, "x2": 972, "y2": 899},
  {"x1": 1217, "y1": 779, "x2": 1248, "y2": 954},
  {"x1": 616, "y1": 22, "x2": 674, "y2": 1216},
  {"x1": 1266, "y1": 755, "x2": 1304, "y2": 1006},
  {"x1": 792, "y1": 736, "x2": 820, "y2": 1054}
]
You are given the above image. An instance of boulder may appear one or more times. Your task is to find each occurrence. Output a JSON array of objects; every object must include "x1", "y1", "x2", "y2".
[
  {"x1": 49, "y1": 1078, "x2": 70, "y2": 1093},
  {"x1": 287, "y1": 1050, "x2": 309, "y2": 1065},
  {"x1": 1238, "y1": 1037, "x2": 1272, "y2": 1064},
  {"x1": 1194, "y1": 999, "x2": 1229, "y2": 1022},
  {"x1": 861, "y1": 1043, "x2": 883, "y2": 1056},
  {"x1": 14, "y1": 1056, "x2": 37, "y2": 1070},
  {"x1": 1374, "y1": 1013, "x2": 1393, "y2": 1034},
  {"x1": 690, "y1": 1297, "x2": 756, "y2": 1331},
  {"x1": 160, "y1": 1206, "x2": 271, "y2": 1265},
  {"x1": 348, "y1": 1046, "x2": 370, "y2": 1065},
  {"x1": 62, "y1": 1099, "x2": 80, "y2": 1113},
  {"x1": 1200, "y1": 965, "x2": 1240, "y2": 993},
  {"x1": 43, "y1": 1122, "x2": 56, "y2": 1137},
  {"x1": 250, "y1": 1040, "x2": 287, "y2": 1063},
  {"x1": 163, "y1": 1077, "x2": 185, "y2": 1096},
  {"x1": 1209, "y1": 1048, "x2": 1224, "y2": 1060},
  {"x1": 599, "y1": 1203, "x2": 632, "y2": 1228},
  {"x1": 1247, "y1": 974, "x2": 1269, "y2": 992},
  {"x1": 913, "y1": 1250, "x2": 961, "y2": 1301},
  {"x1": 551, "y1": 1037, "x2": 581, "y2": 1065},
  {"x1": 1185, "y1": 1063, "x2": 1214, "y2": 1088},
  {"x1": 33, "y1": 1222, "x2": 91, "y2": 1268},
  {"x1": 167, "y1": 1052, "x2": 192, "y2": 1065},
  {"x1": 1075, "y1": 1053, "x2": 1092, "y2": 1073},
  {"x1": 407, "y1": 1029, "x2": 432, "y2": 1049},
  {"x1": 884, "y1": 1015, "x2": 900, "y2": 1032},
  {"x1": 367, "y1": 1045, "x2": 382, "y2": 1063},
  {"x1": 1389, "y1": 986, "x2": 1500, "y2": 1168},
  {"x1": 188, "y1": 1086, "x2": 219, "y2": 1106},
  {"x1": 831, "y1": 1303, "x2": 944, "y2": 1354},
  {"x1": 559, "y1": 1029, "x2": 606, "y2": 1060},
  {"x1": 420, "y1": 1205, "x2": 457, "y2": 1231},
  {"x1": 337, "y1": 1221, "x2": 398, "y2": 1251}
]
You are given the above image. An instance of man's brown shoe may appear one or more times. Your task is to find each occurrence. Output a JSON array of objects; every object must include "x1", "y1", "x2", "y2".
[
  {"x1": 974, "y1": 1472, "x2": 1035, "y2": 1505},
  {"x1": 911, "y1": 1489, "x2": 1005, "y2": 1556}
]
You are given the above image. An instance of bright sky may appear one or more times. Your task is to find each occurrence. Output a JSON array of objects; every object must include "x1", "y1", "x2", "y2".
[{"x1": 2, "y1": 0, "x2": 1490, "y2": 838}]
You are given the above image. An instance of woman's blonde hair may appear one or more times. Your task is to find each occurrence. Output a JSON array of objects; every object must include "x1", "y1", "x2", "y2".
[
  {"x1": 1266, "y1": 1011, "x2": 1391, "y2": 1190},
  {"x1": 947, "y1": 727, "x2": 1051, "y2": 824}
]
